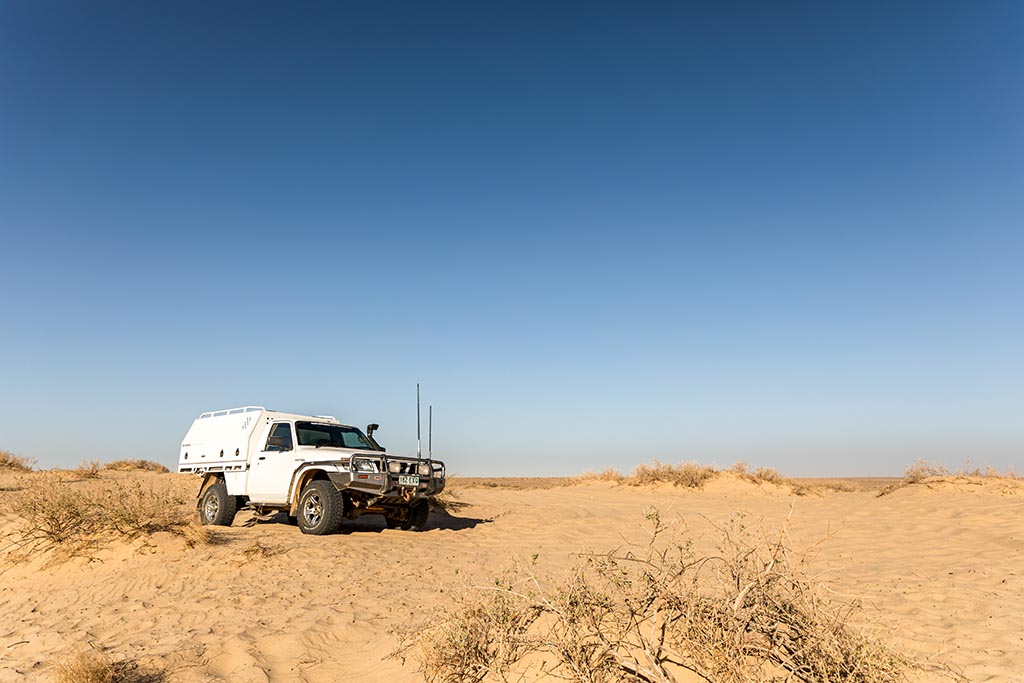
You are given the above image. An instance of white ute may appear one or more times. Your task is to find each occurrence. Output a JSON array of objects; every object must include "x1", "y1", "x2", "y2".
[{"x1": 177, "y1": 406, "x2": 446, "y2": 535}]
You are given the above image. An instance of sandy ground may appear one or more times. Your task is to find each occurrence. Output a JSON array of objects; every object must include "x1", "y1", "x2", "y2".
[{"x1": 0, "y1": 471, "x2": 1021, "y2": 682}]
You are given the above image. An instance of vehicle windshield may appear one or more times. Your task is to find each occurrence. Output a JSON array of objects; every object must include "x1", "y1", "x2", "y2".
[{"x1": 295, "y1": 422, "x2": 382, "y2": 451}]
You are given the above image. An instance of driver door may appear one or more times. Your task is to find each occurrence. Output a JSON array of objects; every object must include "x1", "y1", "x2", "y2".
[{"x1": 247, "y1": 422, "x2": 298, "y2": 503}]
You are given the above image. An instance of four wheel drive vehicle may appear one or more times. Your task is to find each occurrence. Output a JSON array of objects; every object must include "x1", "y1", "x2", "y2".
[{"x1": 177, "y1": 406, "x2": 445, "y2": 535}]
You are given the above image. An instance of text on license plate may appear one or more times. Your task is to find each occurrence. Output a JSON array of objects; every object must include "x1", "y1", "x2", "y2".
[{"x1": 398, "y1": 475, "x2": 420, "y2": 486}]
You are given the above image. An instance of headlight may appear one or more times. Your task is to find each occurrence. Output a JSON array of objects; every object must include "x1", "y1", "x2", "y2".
[
  {"x1": 352, "y1": 458, "x2": 377, "y2": 473},
  {"x1": 388, "y1": 461, "x2": 401, "y2": 474},
  {"x1": 418, "y1": 463, "x2": 432, "y2": 476}
]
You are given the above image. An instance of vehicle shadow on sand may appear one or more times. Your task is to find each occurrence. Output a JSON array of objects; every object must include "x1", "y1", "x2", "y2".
[
  {"x1": 424, "y1": 510, "x2": 494, "y2": 531},
  {"x1": 247, "y1": 510, "x2": 493, "y2": 534},
  {"x1": 336, "y1": 510, "x2": 494, "y2": 534}
]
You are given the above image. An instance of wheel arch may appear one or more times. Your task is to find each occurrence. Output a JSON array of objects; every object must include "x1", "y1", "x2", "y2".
[
  {"x1": 289, "y1": 468, "x2": 332, "y2": 515},
  {"x1": 196, "y1": 472, "x2": 225, "y2": 499}
]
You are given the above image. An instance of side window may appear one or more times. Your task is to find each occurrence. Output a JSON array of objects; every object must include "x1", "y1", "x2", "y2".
[{"x1": 265, "y1": 422, "x2": 293, "y2": 452}]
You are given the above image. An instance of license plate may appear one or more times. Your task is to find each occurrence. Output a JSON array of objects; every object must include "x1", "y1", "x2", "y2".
[{"x1": 398, "y1": 475, "x2": 420, "y2": 486}]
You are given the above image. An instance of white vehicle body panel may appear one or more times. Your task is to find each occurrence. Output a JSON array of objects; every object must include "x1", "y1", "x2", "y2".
[
  {"x1": 179, "y1": 406, "x2": 263, "y2": 473},
  {"x1": 178, "y1": 406, "x2": 445, "y2": 505}
]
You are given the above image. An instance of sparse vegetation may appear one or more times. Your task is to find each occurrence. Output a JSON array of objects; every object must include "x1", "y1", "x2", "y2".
[
  {"x1": 5, "y1": 475, "x2": 206, "y2": 563},
  {"x1": 104, "y1": 459, "x2": 170, "y2": 473},
  {"x1": 395, "y1": 510, "x2": 915, "y2": 683},
  {"x1": 790, "y1": 480, "x2": 856, "y2": 496},
  {"x1": 730, "y1": 462, "x2": 797, "y2": 486},
  {"x1": 0, "y1": 449, "x2": 34, "y2": 472},
  {"x1": 240, "y1": 538, "x2": 278, "y2": 561},
  {"x1": 103, "y1": 482, "x2": 196, "y2": 537},
  {"x1": 573, "y1": 468, "x2": 624, "y2": 483},
  {"x1": 9, "y1": 481, "x2": 100, "y2": 559},
  {"x1": 55, "y1": 648, "x2": 161, "y2": 683},
  {"x1": 575, "y1": 461, "x2": 853, "y2": 496},
  {"x1": 750, "y1": 465, "x2": 783, "y2": 483},
  {"x1": 577, "y1": 462, "x2": 722, "y2": 488},
  {"x1": 878, "y1": 460, "x2": 1021, "y2": 496},
  {"x1": 56, "y1": 650, "x2": 117, "y2": 683},
  {"x1": 728, "y1": 460, "x2": 749, "y2": 475},
  {"x1": 430, "y1": 486, "x2": 470, "y2": 514},
  {"x1": 452, "y1": 477, "x2": 575, "y2": 490},
  {"x1": 403, "y1": 569, "x2": 541, "y2": 682},
  {"x1": 76, "y1": 460, "x2": 103, "y2": 479},
  {"x1": 628, "y1": 460, "x2": 719, "y2": 488}
]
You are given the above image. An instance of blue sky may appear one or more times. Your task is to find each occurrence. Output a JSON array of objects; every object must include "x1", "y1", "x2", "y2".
[{"x1": 1, "y1": 2, "x2": 1021, "y2": 476}]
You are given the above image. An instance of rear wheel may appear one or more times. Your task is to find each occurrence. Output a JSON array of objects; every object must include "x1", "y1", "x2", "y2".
[
  {"x1": 296, "y1": 481, "x2": 344, "y2": 535},
  {"x1": 199, "y1": 481, "x2": 237, "y2": 526}
]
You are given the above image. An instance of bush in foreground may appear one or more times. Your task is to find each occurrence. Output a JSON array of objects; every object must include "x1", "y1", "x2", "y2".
[
  {"x1": 56, "y1": 651, "x2": 118, "y2": 683},
  {"x1": 7, "y1": 476, "x2": 207, "y2": 563},
  {"x1": 394, "y1": 511, "x2": 922, "y2": 683},
  {"x1": 55, "y1": 649, "x2": 161, "y2": 683}
]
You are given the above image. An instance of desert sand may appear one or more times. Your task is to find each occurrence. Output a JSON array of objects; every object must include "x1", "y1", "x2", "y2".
[{"x1": 1, "y1": 470, "x2": 1021, "y2": 682}]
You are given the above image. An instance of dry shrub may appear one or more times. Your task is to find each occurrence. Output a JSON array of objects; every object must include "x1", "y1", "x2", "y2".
[
  {"x1": 56, "y1": 650, "x2": 117, "y2": 683},
  {"x1": 179, "y1": 520, "x2": 215, "y2": 548},
  {"x1": 101, "y1": 482, "x2": 193, "y2": 537},
  {"x1": 0, "y1": 449, "x2": 34, "y2": 472},
  {"x1": 732, "y1": 463, "x2": 787, "y2": 486},
  {"x1": 573, "y1": 468, "x2": 624, "y2": 484},
  {"x1": 790, "y1": 481, "x2": 855, "y2": 496},
  {"x1": 749, "y1": 466, "x2": 783, "y2": 483},
  {"x1": 396, "y1": 570, "x2": 542, "y2": 683},
  {"x1": 104, "y1": 459, "x2": 170, "y2": 474},
  {"x1": 6, "y1": 478, "x2": 198, "y2": 562},
  {"x1": 397, "y1": 510, "x2": 922, "y2": 683},
  {"x1": 879, "y1": 460, "x2": 1020, "y2": 496},
  {"x1": 431, "y1": 488, "x2": 470, "y2": 514},
  {"x1": 9, "y1": 482, "x2": 101, "y2": 559},
  {"x1": 903, "y1": 460, "x2": 948, "y2": 484},
  {"x1": 76, "y1": 460, "x2": 103, "y2": 479},
  {"x1": 55, "y1": 649, "x2": 161, "y2": 683},
  {"x1": 730, "y1": 463, "x2": 856, "y2": 496},
  {"x1": 626, "y1": 461, "x2": 719, "y2": 488},
  {"x1": 577, "y1": 462, "x2": 859, "y2": 497},
  {"x1": 728, "y1": 461, "x2": 749, "y2": 474},
  {"x1": 241, "y1": 538, "x2": 277, "y2": 561}
]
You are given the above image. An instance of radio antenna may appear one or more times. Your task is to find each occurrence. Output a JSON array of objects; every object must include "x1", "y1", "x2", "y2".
[
  {"x1": 416, "y1": 383, "x2": 422, "y2": 461},
  {"x1": 428, "y1": 405, "x2": 433, "y2": 460}
]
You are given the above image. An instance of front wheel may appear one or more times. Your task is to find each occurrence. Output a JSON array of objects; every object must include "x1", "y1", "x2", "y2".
[
  {"x1": 400, "y1": 500, "x2": 430, "y2": 531},
  {"x1": 199, "y1": 481, "x2": 237, "y2": 526},
  {"x1": 296, "y1": 481, "x2": 344, "y2": 535}
]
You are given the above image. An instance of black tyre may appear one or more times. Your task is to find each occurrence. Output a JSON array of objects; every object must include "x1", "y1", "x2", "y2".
[
  {"x1": 385, "y1": 516, "x2": 401, "y2": 529},
  {"x1": 296, "y1": 480, "x2": 344, "y2": 535},
  {"x1": 401, "y1": 500, "x2": 430, "y2": 531},
  {"x1": 199, "y1": 480, "x2": 237, "y2": 527}
]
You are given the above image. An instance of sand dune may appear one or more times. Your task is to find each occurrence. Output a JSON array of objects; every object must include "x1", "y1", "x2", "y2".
[{"x1": 1, "y1": 470, "x2": 1021, "y2": 682}]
